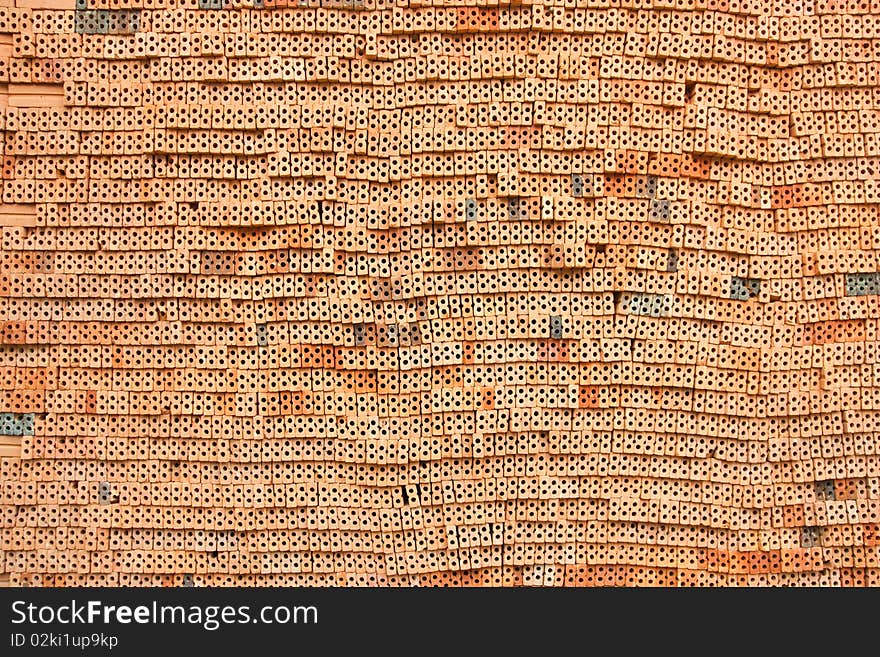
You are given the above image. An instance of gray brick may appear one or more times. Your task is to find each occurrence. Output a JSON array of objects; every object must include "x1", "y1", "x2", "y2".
[
  {"x1": 0, "y1": 413, "x2": 34, "y2": 436},
  {"x1": 801, "y1": 526, "x2": 822, "y2": 548},
  {"x1": 815, "y1": 480, "x2": 836, "y2": 501},
  {"x1": 94, "y1": 10, "x2": 109, "y2": 34},
  {"x1": 845, "y1": 272, "x2": 880, "y2": 296},
  {"x1": 730, "y1": 277, "x2": 761, "y2": 301},
  {"x1": 354, "y1": 324, "x2": 366, "y2": 346},
  {"x1": 507, "y1": 197, "x2": 520, "y2": 221},
  {"x1": 650, "y1": 199, "x2": 670, "y2": 222},
  {"x1": 636, "y1": 175, "x2": 657, "y2": 199},
  {"x1": 385, "y1": 324, "x2": 399, "y2": 346},
  {"x1": 465, "y1": 199, "x2": 477, "y2": 221},
  {"x1": 255, "y1": 324, "x2": 268, "y2": 347},
  {"x1": 621, "y1": 293, "x2": 671, "y2": 318}
]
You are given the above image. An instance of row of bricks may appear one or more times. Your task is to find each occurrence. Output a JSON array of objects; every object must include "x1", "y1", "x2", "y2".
[
  {"x1": 5, "y1": 127, "x2": 879, "y2": 165},
  {"x1": 5, "y1": 450, "x2": 880, "y2": 485},
  {"x1": 5, "y1": 178, "x2": 812, "y2": 207},
  {"x1": 7, "y1": 390, "x2": 850, "y2": 417},
  {"x1": 30, "y1": 384, "x2": 875, "y2": 411},
  {"x1": 0, "y1": 506, "x2": 871, "y2": 535},
  {"x1": 3, "y1": 61, "x2": 877, "y2": 97},
  {"x1": 5, "y1": 417, "x2": 878, "y2": 448},
  {"x1": 4, "y1": 59, "x2": 871, "y2": 104},
  {"x1": 4, "y1": 543, "x2": 879, "y2": 573},
  {"x1": 6, "y1": 185, "x2": 880, "y2": 222},
  {"x1": 0, "y1": 384, "x2": 834, "y2": 412},
  {"x1": 19, "y1": 29, "x2": 880, "y2": 64},
  {"x1": 0, "y1": 336, "x2": 872, "y2": 372},
  {"x1": 47, "y1": 82, "x2": 880, "y2": 118},
  {"x1": 8, "y1": 78, "x2": 869, "y2": 113},
  {"x1": 42, "y1": 77, "x2": 880, "y2": 111},
  {"x1": 2, "y1": 186, "x2": 878, "y2": 222},
  {"x1": 0, "y1": 475, "x2": 875, "y2": 506},
  {"x1": 18, "y1": 529, "x2": 830, "y2": 553},
  {"x1": 7, "y1": 400, "x2": 878, "y2": 433},
  {"x1": 0, "y1": 270, "x2": 800, "y2": 295},
  {"x1": 0, "y1": 373, "x2": 841, "y2": 399},
  {"x1": 5, "y1": 460, "x2": 876, "y2": 502},
  {"x1": 0, "y1": 319, "x2": 862, "y2": 348},
  {"x1": 112, "y1": 524, "x2": 868, "y2": 553},
  {"x1": 0, "y1": 258, "x2": 868, "y2": 291},
  {"x1": 3, "y1": 239, "x2": 876, "y2": 272},
  {"x1": 13, "y1": 424, "x2": 880, "y2": 460},
  {"x1": 13, "y1": 39, "x2": 880, "y2": 75},
  {"x1": 12, "y1": 565, "x2": 880, "y2": 587},
  {"x1": 0, "y1": 295, "x2": 874, "y2": 328},
  {"x1": 2, "y1": 125, "x2": 835, "y2": 157},
  {"x1": 0, "y1": 246, "x2": 796, "y2": 273},
  {"x1": 7, "y1": 384, "x2": 880, "y2": 416},
  {"x1": 0, "y1": 520, "x2": 873, "y2": 556},
  {"x1": 4, "y1": 502, "x2": 869, "y2": 530},
  {"x1": 6, "y1": 402, "x2": 868, "y2": 439},
  {"x1": 6, "y1": 369, "x2": 868, "y2": 396},
  {"x1": 0, "y1": 219, "x2": 867, "y2": 258},
  {"x1": 10, "y1": 567, "x2": 880, "y2": 587},
  {"x1": 92, "y1": 53, "x2": 880, "y2": 82},
  {"x1": 29, "y1": 490, "x2": 859, "y2": 518},
  {"x1": 0, "y1": 323, "x2": 864, "y2": 352},
  {"x1": 3, "y1": 516, "x2": 877, "y2": 546},
  {"x1": 3, "y1": 452, "x2": 877, "y2": 484},
  {"x1": 0, "y1": 332, "x2": 867, "y2": 362},
  {"x1": 0, "y1": 264, "x2": 870, "y2": 291},
  {"x1": 10, "y1": 436, "x2": 878, "y2": 466},
  {"x1": 0, "y1": 65, "x2": 871, "y2": 101},
  {"x1": 4, "y1": 173, "x2": 879, "y2": 214},
  {"x1": 0, "y1": 376, "x2": 864, "y2": 407},
  {"x1": 0, "y1": 275, "x2": 872, "y2": 309},
  {"x1": 97, "y1": 304, "x2": 862, "y2": 335},
  {"x1": 2, "y1": 201, "x2": 879, "y2": 245},
  {"x1": 12, "y1": 4, "x2": 880, "y2": 38},
  {"x1": 0, "y1": 297, "x2": 872, "y2": 328},
  {"x1": 1, "y1": 531, "x2": 876, "y2": 556},
  {"x1": 9, "y1": 6, "x2": 878, "y2": 39},
  {"x1": 6, "y1": 153, "x2": 876, "y2": 187},
  {"x1": 0, "y1": 330, "x2": 833, "y2": 356},
  {"x1": 3, "y1": 480, "x2": 878, "y2": 514},
  {"x1": 1, "y1": 163, "x2": 872, "y2": 196},
  {"x1": 6, "y1": 45, "x2": 876, "y2": 82},
  {"x1": 0, "y1": 302, "x2": 874, "y2": 334},
  {"x1": 8, "y1": 460, "x2": 876, "y2": 490},
  {"x1": 11, "y1": 415, "x2": 880, "y2": 447},
  {"x1": 8, "y1": 434, "x2": 880, "y2": 462},
  {"x1": 0, "y1": 102, "x2": 829, "y2": 138},
  {"x1": 1, "y1": 520, "x2": 878, "y2": 544},
  {"x1": 12, "y1": 449, "x2": 873, "y2": 474},
  {"x1": 7, "y1": 101, "x2": 880, "y2": 141}
]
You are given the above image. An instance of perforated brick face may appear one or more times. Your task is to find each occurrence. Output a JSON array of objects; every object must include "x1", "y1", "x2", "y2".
[{"x1": 0, "y1": 1, "x2": 879, "y2": 588}]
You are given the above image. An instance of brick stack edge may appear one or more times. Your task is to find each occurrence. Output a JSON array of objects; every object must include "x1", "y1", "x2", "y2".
[{"x1": 0, "y1": 0, "x2": 879, "y2": 588}]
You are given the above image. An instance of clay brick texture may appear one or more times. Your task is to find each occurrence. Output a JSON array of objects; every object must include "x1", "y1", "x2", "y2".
[{"x1": 0, "y1": 0, "x2": 879, "y2": 587}]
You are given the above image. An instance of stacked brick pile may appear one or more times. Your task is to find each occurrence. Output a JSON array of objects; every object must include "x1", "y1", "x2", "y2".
[{"x1": 1, "y1": 0, "x2": 879, "y2": 587}]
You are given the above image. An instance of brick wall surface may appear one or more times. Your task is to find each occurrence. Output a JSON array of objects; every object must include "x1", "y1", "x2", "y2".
[{"x1": 1, "y1": 0, "x2": 880, "y2": 587}]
